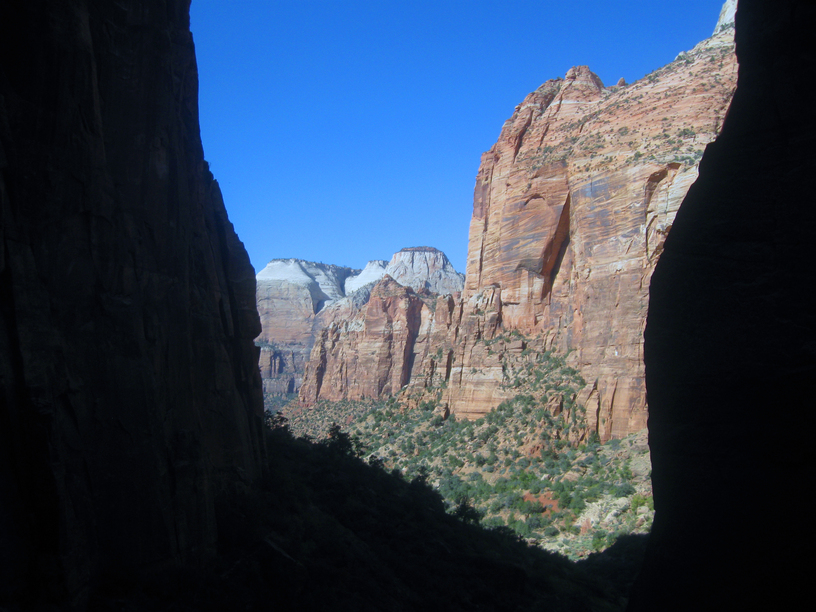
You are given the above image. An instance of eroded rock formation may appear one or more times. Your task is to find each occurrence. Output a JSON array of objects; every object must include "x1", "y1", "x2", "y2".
[
  {"x1": 0, "y1": 0, "x2": 265, "y2": 606},
  {"x1": 299, "y1": 276, "x2": 459, "y2": 403},
  {"x1": 256, "y1": 259, "x2": 362, "y2": 396},
  {"x1": 629, "y1": 0, "x2": 814, "y2": 608},
  {"x1": 385, "y1": 246, "x2": 465, "y2": 295},
  {"x1": 295, "y1": 8, "x2": 738, "y2": 437},
  {"x1": 435, "y1": 19, "x2": 737, "y2": 437},
  {"x1": 258, "y1": 247, "x2": 463, "y2": 400}
]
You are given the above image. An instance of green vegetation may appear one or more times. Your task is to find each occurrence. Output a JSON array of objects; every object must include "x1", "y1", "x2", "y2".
[
  {"x1": 284, "y1": 339, "x2": 654, "y2": 561},
  {"x1": 89, "y1": 415, "x2": 647, "y2": 610}
]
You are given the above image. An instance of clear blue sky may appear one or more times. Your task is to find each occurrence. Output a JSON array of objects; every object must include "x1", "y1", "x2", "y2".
[{"x1": 190, "y1": 0, "x2": 726, "y2": 274}]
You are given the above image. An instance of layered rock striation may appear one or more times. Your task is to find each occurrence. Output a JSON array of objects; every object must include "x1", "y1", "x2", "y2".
[
  {"x1": 256, "y1": 259, "x2": 363, "y2": 396},
  {"x1": 258, "y1": 247, "x2": 463, "y2": 400},
  {"x1": 299, "y1": 276, "x2": 455, "y2": 403},
  {"x1": 385, "y1": 246, "x2": 465, "y2": 295},
  {"x1": 0, "y1": 0, "x2": 265, "y2": 606},
  {"x1": 421, "y1": 13, "x2": 737, "y2": 437},
  {"x1": 287, "y1": 4, "x2": 738, "y2": 441}
]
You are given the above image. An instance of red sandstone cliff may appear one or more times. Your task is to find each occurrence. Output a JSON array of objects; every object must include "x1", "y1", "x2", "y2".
[
  {"x1": 299, "y1": 276, "x2": 459, "y2": 403},
  {"x1": 256, "y1": 259, "x2": 362, "y2": 397},
  {"x1": 258, "y1": 248, "x2": 462, "y2": 401},
  {"x1": 441, "y1": 23, "x2": 737, "y2": 439},
  {"x1": 299, "y1": 13, "x2": 737, "y2": 441}
]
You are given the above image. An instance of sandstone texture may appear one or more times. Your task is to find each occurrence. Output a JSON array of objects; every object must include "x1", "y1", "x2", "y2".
[
  {"x1": 259, "y1": 247, "x2": 463, "y2": 401},
  {"x1": 0, "y1": 1, "x2": 265, "y2": 606},
  {"x1": 384, "y1": 246, "x2": 465, "y2": 295},
  {"x1": 256, "y1": 259, "x2": 361, "y2": 396},
  {"x1": 295, "y1": 10, "x2": 738, "y2": 438},
  {"x1": 429, "y1": 16, "x2": 737, "y2": 437},
  {"x1": 629, "y1": 0, "x2": 815, "y2": 608},
  {"x1": 299, "y1": 276, "x2": 459, "y2": 404}
]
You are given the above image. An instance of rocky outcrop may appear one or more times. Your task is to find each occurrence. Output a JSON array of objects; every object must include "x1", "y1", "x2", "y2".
[
  {"x1": 299, "y1": 273, "x2": 461, "y2": 404},
  {"x1": 296, "y1": 6, "x2": 738, "y2": 430},
  {"x1": 384, "y1": 247, "x2": 465, "y2": 295},
  {"x1": 629, "y1": 0, "x2": 814, "y2": 608},
  {"x1": 259, "y1": 248, "x2": 463, "y2": 401},
  {"x1": 0, "y1": 1, "x2": 265, "y2": 607},
  {"x1": 300, "y1": 276, "x2": 435, "y2": 403},
  {"x1": 256, "y1": 259, "x2": 361, "y2": 396},
  {"x1": 407, "y1": 11, "x2": 738, "y2": 438}
]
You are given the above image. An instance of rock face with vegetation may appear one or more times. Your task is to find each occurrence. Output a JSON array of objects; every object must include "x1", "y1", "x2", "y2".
[
  {"x1": 629, "y1": 0, "x2": 814, "y2": 609},
  {"x1": 435, "y1": 17, "x2": 737, "y2": 437},
  {"x1": 285, "y1": 347, "x2": 654, "y2": 563},
  {"x1": 287, "y1": 7, "x2": 738, "y2": 440},
  {"x1": 0, "y1": 1, "x2": 265, "y2": 606}
]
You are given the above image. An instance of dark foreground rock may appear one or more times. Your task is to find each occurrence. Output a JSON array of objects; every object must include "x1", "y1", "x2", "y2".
[
  {"x1": 630, "y1": 0, "x2": 815, "y2": 609},
  {"x1": 0, "y1": 1, "x2": 265, "y2": 607}
]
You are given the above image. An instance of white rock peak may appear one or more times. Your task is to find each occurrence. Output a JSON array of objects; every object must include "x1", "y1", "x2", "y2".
[
  {"x1": 715, "y1": 0, "x2": 737, "y2": 34},
  {"x1": 256, "y1": 259, "x2": 359, "y2": 312},
  {"x1": 344, "y1": 260, "x2": 387, "y2": 295},
  {"x1": 256, "y1": 248, "x2": 464, "y2": 316},
  {"x1": 384, "y1": 247, "x2": 465, "y2": 295}
]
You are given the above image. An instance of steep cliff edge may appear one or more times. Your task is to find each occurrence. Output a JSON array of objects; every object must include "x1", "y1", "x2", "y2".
[
  {"x1": 0, "y1": 0, "x2": 265, "y2": 606},
  {"x1": 629, "y1": 0, "x2": 814, "y2": 608},
  {"x1": 429, "y1": 13, "x2": 737, "y2": 437},
  {"x1": 294, "y1": 7, "x2": 738, "y2": 436}
]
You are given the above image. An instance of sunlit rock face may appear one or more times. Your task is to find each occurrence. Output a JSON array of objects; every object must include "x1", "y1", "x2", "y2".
[
  {"x1": 256, "y1": 259, "x2": 363, "y2": 396},
  {"x1": 299, "y1": 275, "x2": 449, "y2": 403},
  {"x1": 0, "y1": 0, "x2": 265, "y2": 606},
  {"x1": 258, "y1": 248, "x2": 463, "y2": 402},
  {"x1": 295, "y1": 5, "x2": 739, "y2": 435},
  {"x1": 424, "y1": 14, "x2": 738, "y2": 437},
  {"x1": 628, "y1": 0, "x2": 815, "y2": 609},
  {"x1": 384, "y1": 247, "x2": 465, "y2": 295}
]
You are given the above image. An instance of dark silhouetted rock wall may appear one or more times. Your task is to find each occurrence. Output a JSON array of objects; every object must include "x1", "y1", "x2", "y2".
[
  {"x1": 629, "y1": 0, "x2": 815, "y2": 609},
  {"x1": 0, "y1": 0, "x2": 265, "y2": 607}
]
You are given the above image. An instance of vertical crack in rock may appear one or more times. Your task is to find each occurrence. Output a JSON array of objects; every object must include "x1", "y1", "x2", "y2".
[{"x1": 540, "y1": 192, "x2": 571, "y2": 301}]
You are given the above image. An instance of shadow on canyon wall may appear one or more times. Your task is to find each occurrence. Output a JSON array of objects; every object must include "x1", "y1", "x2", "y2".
[
  {"x1": 629, "y1": 0, "x2": 815, "y2": 610},
  {"x1": 1, "y1": 0, "x2": 814, "y2": 610}
]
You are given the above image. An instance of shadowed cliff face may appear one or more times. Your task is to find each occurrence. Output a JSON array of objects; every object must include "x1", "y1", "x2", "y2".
[
  {"x1": 629, "y1": 0, "x2": 815, "y2": 609},
  {"x1": 0, "y1": 0, "x2": 265, "y2": 606}
]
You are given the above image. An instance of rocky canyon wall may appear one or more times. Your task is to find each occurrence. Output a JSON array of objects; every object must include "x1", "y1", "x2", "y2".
[
  {"x1": 0, "y1": 0, "x2": 265, "y2": 607},
  {"x1": 290, "y1": 8, "x2": 737, "y2": 441},
  {"x1": 256, "y1": 259, "x2": 362, "y2": 397},
  {"x1": 256, "y1": 247, "x2": 463, "y2": 402},
  {"x1": 433, "y1": 18, "x2": 737, "y2": 439},
  {"x1": 628, "y1": 0, "x2": 814, "y2": 608}
]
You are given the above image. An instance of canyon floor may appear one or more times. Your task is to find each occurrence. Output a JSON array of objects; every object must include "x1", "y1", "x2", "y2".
[
  {"x1": 277, "y1": 339, "x2": 654, "y2": 563},
  {"x1": 89, "y1": 417, "x2": 649, "y2": 611}
]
